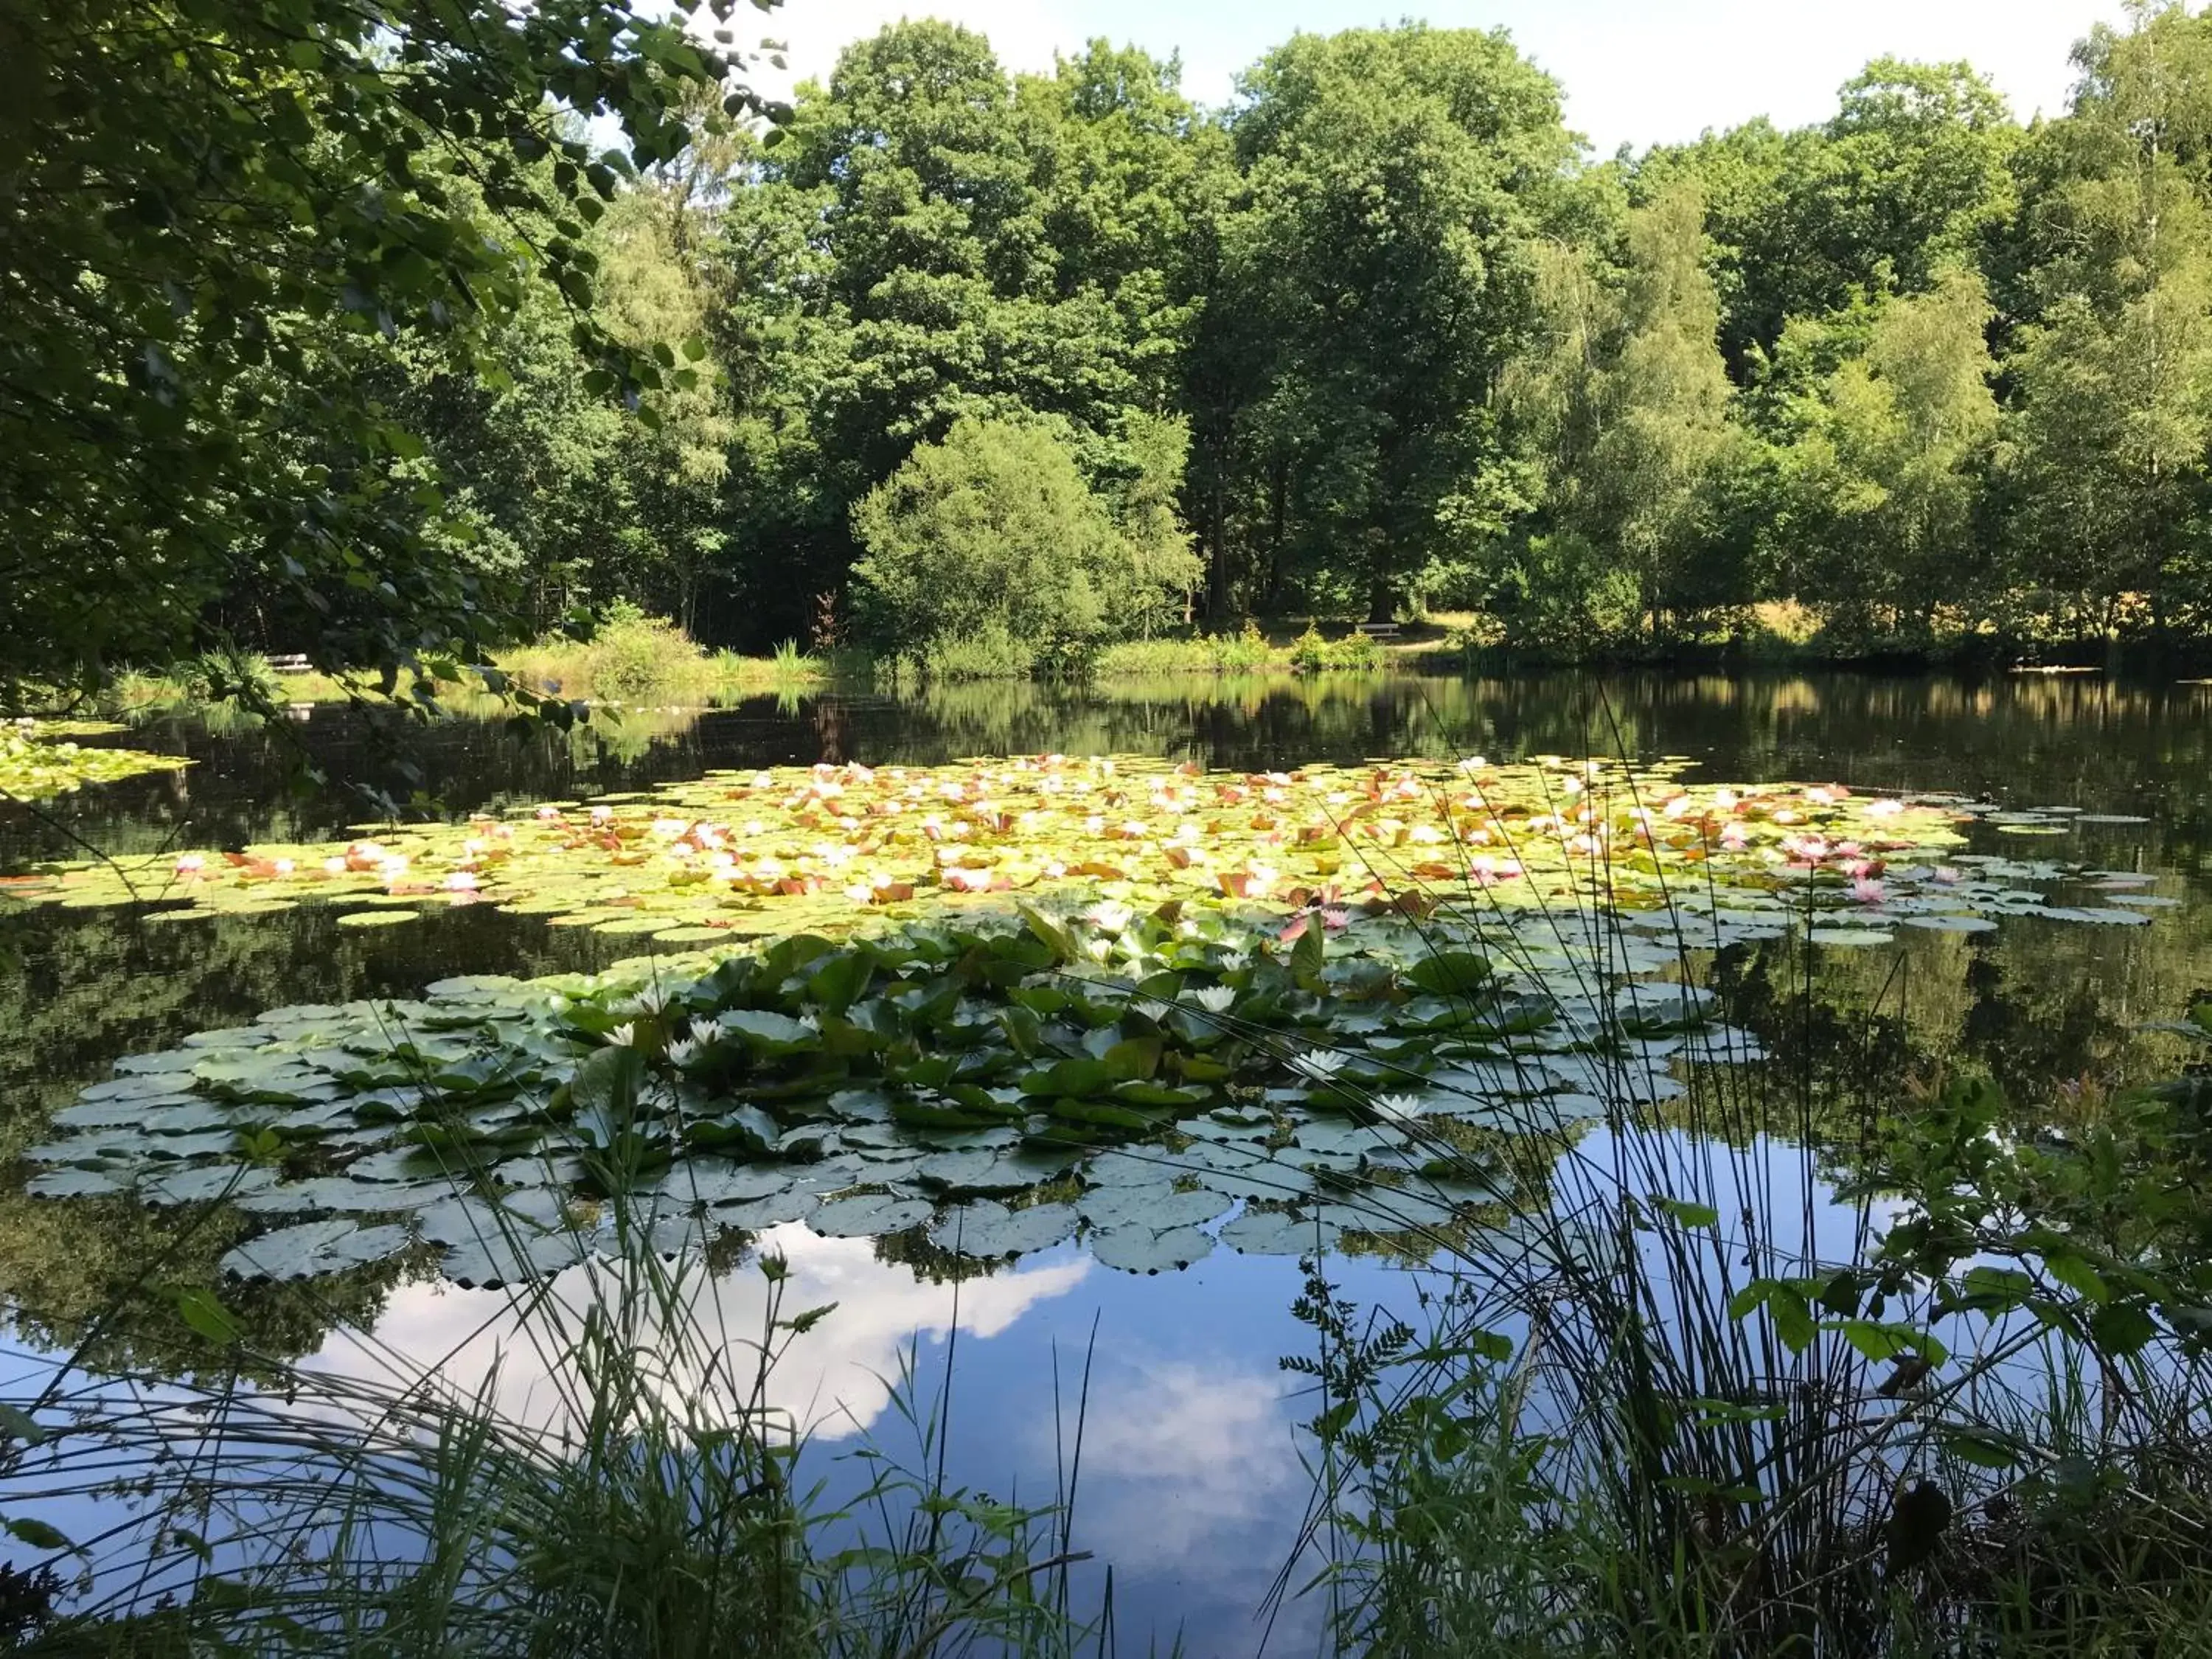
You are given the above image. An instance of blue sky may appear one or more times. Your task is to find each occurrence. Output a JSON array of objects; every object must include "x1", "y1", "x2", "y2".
[{"x1": 737, "y1": 0, "x2": 2133, "y2": 153}]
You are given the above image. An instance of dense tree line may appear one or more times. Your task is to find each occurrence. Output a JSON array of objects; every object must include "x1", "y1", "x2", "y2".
[{"x1": 21, "y1": 2, "x2": 2212, "y2": 681}]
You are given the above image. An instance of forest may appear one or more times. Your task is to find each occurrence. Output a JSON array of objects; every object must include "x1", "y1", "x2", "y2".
[{"x1": 15, "y1": 4, "x2": 2212, "y2": 689}]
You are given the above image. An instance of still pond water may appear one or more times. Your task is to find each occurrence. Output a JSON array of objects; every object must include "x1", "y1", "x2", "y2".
[{"x1": 5, "y1": 669, "x2": 2212, "y2": 1652}]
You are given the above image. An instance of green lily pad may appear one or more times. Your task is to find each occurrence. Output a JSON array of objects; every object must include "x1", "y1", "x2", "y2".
[
  {"x1": 221, "y1": 1220, "x2": 411, "y2": 1281},
  {"x1": 928, "y1": 1200, "x2": 1080, "y2": 1258},
  {"x1": 809, "y1": 1192, "x2": 935, "y2": 1237},
  {"x1": 1090, "y1": 1224, "x2": 1215, "y2": 1273}
]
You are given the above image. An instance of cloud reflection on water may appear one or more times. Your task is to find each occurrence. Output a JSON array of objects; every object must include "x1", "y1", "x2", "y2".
[{"x1": 303, "y1": 1223, "x2": 1093, "y2": 1443}]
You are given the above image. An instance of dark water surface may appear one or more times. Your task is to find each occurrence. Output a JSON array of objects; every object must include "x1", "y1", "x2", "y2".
[{"x1": 5, "y1": 669, "x2": 2212, "y2": 1653}]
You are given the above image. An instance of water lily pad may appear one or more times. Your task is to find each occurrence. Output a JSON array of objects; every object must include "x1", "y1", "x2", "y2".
[
  {"x1": 25, "y1": 1167, "x2": 128, "y2": 1199},
  {"x1": 1089, "y1": 1224, "x2": 1214, "y2": 1273},
  {"x1": 221, "y1": 1219, "x2": 411, "y2": 1281},
  {"x1": 335, "y1": 910, "x2": 418, "y2": 928},
  {"x1": 1217, "y1": 1207, "x2": 1343, "y2": 1256},
  {"x1": 442, "y1": 1228, "x2": 591, "y2": 1289},
  {"x1": 1902, "y1": 914, "x2": 1999, "y2": 933},
  {"x1": 928, "y1": 1200, "x2": 1080, "y2": 1257},
  {"x1": 1077, "y1": 1183, "x2": 1226, "y2": 1232},
  {"x1": 1808, "y1": 928, "x2": 1894, "y2": 947},
  {"x1": 809, "y1": 1192, "x2": 935, "y2": 1238}
]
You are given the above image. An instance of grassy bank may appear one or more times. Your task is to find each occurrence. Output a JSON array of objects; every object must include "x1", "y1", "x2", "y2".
[{"x1": 83, "y1": 616, "x2": 831, "y2": 720}]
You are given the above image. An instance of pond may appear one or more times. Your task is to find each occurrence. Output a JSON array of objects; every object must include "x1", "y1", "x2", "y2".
[{"x1": 4, "y1": 668, "x2": 2212, "y2": 1653}]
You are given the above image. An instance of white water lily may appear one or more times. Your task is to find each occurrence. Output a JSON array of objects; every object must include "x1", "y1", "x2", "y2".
[
  {"x1": 665, "y1": 1034, "x2": 702, "y2": 1068},
  {"x1": 1086, "y1": 899, "x2": 1133, "y2": 933},
  {"x1": 1290, "y1": 1049, "x2": 1347, "y2": 1082},
  {"x1": 624, "y1": 984, "x2": 673, "y2": 1015},
  {"x1": 1371, "y1": 1092, "x2": 1425, "y2": 1122},
  {"x1": 1183, "y1": 985, "x2": 1237, "y2": 1014},
  {"x1": 604, "y1": 1022, "x2": 637, "y2": 1048}
]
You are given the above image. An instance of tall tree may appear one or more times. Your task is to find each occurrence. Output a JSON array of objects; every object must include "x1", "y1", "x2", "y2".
[
  {"x1": 2003, "y1": 1, "x2": 2212, "y2": 636},
  {"x1": 0, "y1": 0, "x2": 746, "y2": 703},
  {"x1": 1216, "y1": 24, "x2": 1578, "y2": 619},
  {"x1": 1782, "y1": 268, "x2": 2000, "y2": 633}
]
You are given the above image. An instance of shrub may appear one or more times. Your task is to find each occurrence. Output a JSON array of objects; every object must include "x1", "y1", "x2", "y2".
[
  {"x1": 852, "y1": 417, "x2": 1193, "y2": 670},
  {"x1": 1212, "y1": 619, "x2": 1275, "y2": 671},
  {"x1": 1287, "y1": 623, "x2": 1383, "y2": 674}
]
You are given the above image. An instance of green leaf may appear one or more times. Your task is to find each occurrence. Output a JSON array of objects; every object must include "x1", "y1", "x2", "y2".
[
  {"x1": 4, "y1": 1517, "x2": 79, "y2": 1555},
  {"x1": 1652, "y1": 1195, "x2": 1719, "y2": 1229},
  {"x1": 1940, "y1": 1429, "x2": 2021, "y2": 1471},
  {"x1": 1405, "y1": 951, "x2": 1492, "y2": 997},
  {"x1": 175, "y1": 1287, "x2": 240, "y2": 1346}
]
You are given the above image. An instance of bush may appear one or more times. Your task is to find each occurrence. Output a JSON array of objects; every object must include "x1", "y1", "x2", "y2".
[
  {"x1": 1211, "y1": 620, "x2": 1276, "y2": 672},
  {"x1": 852, "y1": 417, "x2": 1194, "y2": 670},
  {"x1": 1287, "y1": 622, "x2": 1384, "y2": 674}
]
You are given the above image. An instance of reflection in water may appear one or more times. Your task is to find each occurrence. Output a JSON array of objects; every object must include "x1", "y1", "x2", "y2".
[
  {"x1": 10, "y1": 670, "x2": 2212, "y2": 1646},
  {"x1": 305, "y1": 1226, "x2": 1091, "y2": 1444}
]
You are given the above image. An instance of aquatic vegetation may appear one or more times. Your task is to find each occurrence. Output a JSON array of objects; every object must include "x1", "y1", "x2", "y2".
[
  {"x1": 0, "y1": 754, "x2": 2149, "y2": 945},
  {"x1": 21, "y1": 902, "x2": 1757, "y2": 1285},
  {"x1": 0, "y1": 720, "x2": 188, "y2": 802}
]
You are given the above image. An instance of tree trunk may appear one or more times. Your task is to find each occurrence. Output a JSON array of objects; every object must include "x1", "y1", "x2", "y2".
[{"x1": 1367, "y1": 568, "x2": 1395, "y2": 625}]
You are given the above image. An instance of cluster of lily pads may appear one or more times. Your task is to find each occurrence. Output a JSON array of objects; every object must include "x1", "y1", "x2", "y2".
[
  {"x1": 23, "y1": 899, "x2": 1760, "y2": 1284},
  {"x1": 0, "y1": 754, "x2": 2075, "y2": 939},
  {"x1": 0, "y1": 718, "x2": 189, "y2": 803}
]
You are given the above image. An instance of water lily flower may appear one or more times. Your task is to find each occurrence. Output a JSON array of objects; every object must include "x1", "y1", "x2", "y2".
[
  {"x1": 321, "y1": 855, "x2": 347, "y2": 876},
  {"x1": 1371, "y1": 1092, "x2": 1424, "y2": 1122},
  {"x1": 1851, "y1": 877, "x2": 1885, "y2": 905},
  {"x1": 605, "y1": 1022, "x2": 637, "y2": 1048},
  {"x1": 1290, "y1": 1049, "x2": 1347, "y2": 1083},
  {"x1": 625, "y1": 984, "x2": 672, "y2": 1015},
  {"x1": 378, "y1": 855, "x2": 409, "y2": 880},
  {"x1": 535, "y1": 805, "x2": 563, "y2": 821},
  {"x1": 1719, "y1": 822, "x2": 1751, "y2": 852},
  {"x1": 1865, "y1": 798, "x2": 1905, "y2": 819},
  {"x1": 1933, "y1": 866, "x2": 1963, "y2": 884},
  {"x1": 1455, "y1": 756, "x2": 1488, "y2": 773},
  {"x1": 1184, "y1": 985, "x2": 1237, "y2": 1014},
  {"x1": 1321, "y1": 907, "x2": 1352, "y2": 931},
  {"x1": 174, "y1": 853, "x2": 204, "y2": 876},
  {"x1": 442, "y1": 871, "x2": 479, "y2": 893},
  {"x1": 666, "y1": 1034, "x2": 701, "y2": 1068},
  {"x1": 1087, "y1": 900, "x2": 1134, "y2": 932},
  {"x1": 589, "y1": 805, "x2": 613, "y2": 826}
]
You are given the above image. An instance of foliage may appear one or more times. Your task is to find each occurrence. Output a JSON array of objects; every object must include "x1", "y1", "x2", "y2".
[
  {"x1": 495, "y1": 611, "x2": 825, "y2": 706},
  {"x1": 0, "y1": 722, "x2": 189, "y2": 802},
  {"x1": 1287, "y1": 625, "x2": 1385, "y2": 674},
  {"x1": 0, "y1": 0, "x2": 748, "y2": 704},
  {"x1": 852, "y1": 418, "x2": 1192, "y2": 670},
  {"x1": 18, "y1": 899, "x2": 1742, "y2": 1286}
]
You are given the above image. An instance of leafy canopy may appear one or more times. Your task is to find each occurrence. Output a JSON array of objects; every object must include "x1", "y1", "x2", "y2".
[{"x1": 0, "y1": 0, "x2": 754, "y2": 701}]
